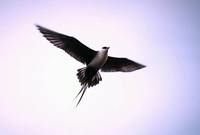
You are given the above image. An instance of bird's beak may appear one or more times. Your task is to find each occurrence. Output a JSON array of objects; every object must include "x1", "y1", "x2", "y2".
[{"x1": 107, "y1": 47, "x2": 110, "y2": 49}]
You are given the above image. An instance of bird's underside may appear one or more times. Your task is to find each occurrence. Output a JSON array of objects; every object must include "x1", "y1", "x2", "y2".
[{"x1": 36, "y1": 25, "x2": 145, "y2": 106}]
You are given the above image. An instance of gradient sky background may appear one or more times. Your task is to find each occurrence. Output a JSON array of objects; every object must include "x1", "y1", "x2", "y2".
[{"x1": 0, "y1": 0, "x2": 199, "y2": 135}]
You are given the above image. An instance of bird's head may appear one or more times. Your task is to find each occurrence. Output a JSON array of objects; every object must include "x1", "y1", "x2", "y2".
[{"x1": 102, "y1": 46, "x2": 110, "y2": 50}]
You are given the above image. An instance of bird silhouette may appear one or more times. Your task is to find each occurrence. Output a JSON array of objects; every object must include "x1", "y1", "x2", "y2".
[{"x1": 36, "y1": 25, "x2": 145, "y2": 106}]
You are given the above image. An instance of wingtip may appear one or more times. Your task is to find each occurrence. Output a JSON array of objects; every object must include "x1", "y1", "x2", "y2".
[
  {"x1": 136, "y1": 64, "x2": 146, "y2": 71},
  {"x1": 140, "y1": 64, "x2": 146, "y2": 69},
  {"x1": 35, "y1": 24, "x2": 46, "y2": 31},
  {"x1": 35, "y1": 24, "x2": 42, "y2": 29},
  {"x1": 34, "y1": 23, "x2": 39, "y2": 27}
]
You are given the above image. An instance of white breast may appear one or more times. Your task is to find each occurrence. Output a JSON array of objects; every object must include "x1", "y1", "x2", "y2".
[{"x1": 88, "y1": 49, "x2": 108, "y2": 69}]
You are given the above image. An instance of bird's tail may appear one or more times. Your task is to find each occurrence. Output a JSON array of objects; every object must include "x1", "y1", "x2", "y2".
[{"x1": 75, "y1": 67, "x2": 102, "y2": 106}]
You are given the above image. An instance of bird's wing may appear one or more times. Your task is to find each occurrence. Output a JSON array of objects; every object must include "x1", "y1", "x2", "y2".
[
  {"x1": 101, "y1": 56, "x2": 145, "y2": 72},
  {"x1": 36, "y1": 25, "x2": 97, "y2": 64}
]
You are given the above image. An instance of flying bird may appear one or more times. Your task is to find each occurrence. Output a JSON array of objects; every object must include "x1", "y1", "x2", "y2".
[{"x1": 36, "y1": 25, "x2": 145, "y2": 106}]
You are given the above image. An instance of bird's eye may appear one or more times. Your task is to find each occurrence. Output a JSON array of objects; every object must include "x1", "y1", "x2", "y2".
[{"x1": 103, "y1": 47, "x2": 107, "y2": 49}]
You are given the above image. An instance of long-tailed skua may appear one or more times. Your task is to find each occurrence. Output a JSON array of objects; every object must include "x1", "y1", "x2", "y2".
[{"x1": 36, "y1": 25, "x2": 145, "y2": 106}]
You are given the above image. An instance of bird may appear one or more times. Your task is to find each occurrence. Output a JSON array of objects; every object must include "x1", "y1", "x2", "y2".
[{"x1": 36, "y1": 25, "x2": 146, "y2": 106}]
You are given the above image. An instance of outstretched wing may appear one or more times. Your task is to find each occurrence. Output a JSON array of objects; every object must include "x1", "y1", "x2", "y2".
[
  {"x1": 101, "y1": 56, "x2": 145, "y2": 72},
  {"x1": 36, "y1": 25, "x2": 97, "y2": 64}
]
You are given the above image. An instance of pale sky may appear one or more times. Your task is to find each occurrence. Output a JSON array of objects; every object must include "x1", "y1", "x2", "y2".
[{"x1": 0, "y1": 1, "x2": 199, "y2": 135}]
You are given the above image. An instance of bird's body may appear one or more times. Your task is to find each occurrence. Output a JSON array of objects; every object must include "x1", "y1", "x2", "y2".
[
  {"x1": 88, "y1": 48, "x2": 108, "y2": 68},
  {"x1": 36, "y1": 25, "x2": 145, "y2": 106}
]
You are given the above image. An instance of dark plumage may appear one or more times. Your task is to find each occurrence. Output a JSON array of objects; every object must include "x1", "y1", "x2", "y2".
[{"x1": 36, "y1": 25, "x2": 145, "y2": 106}]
